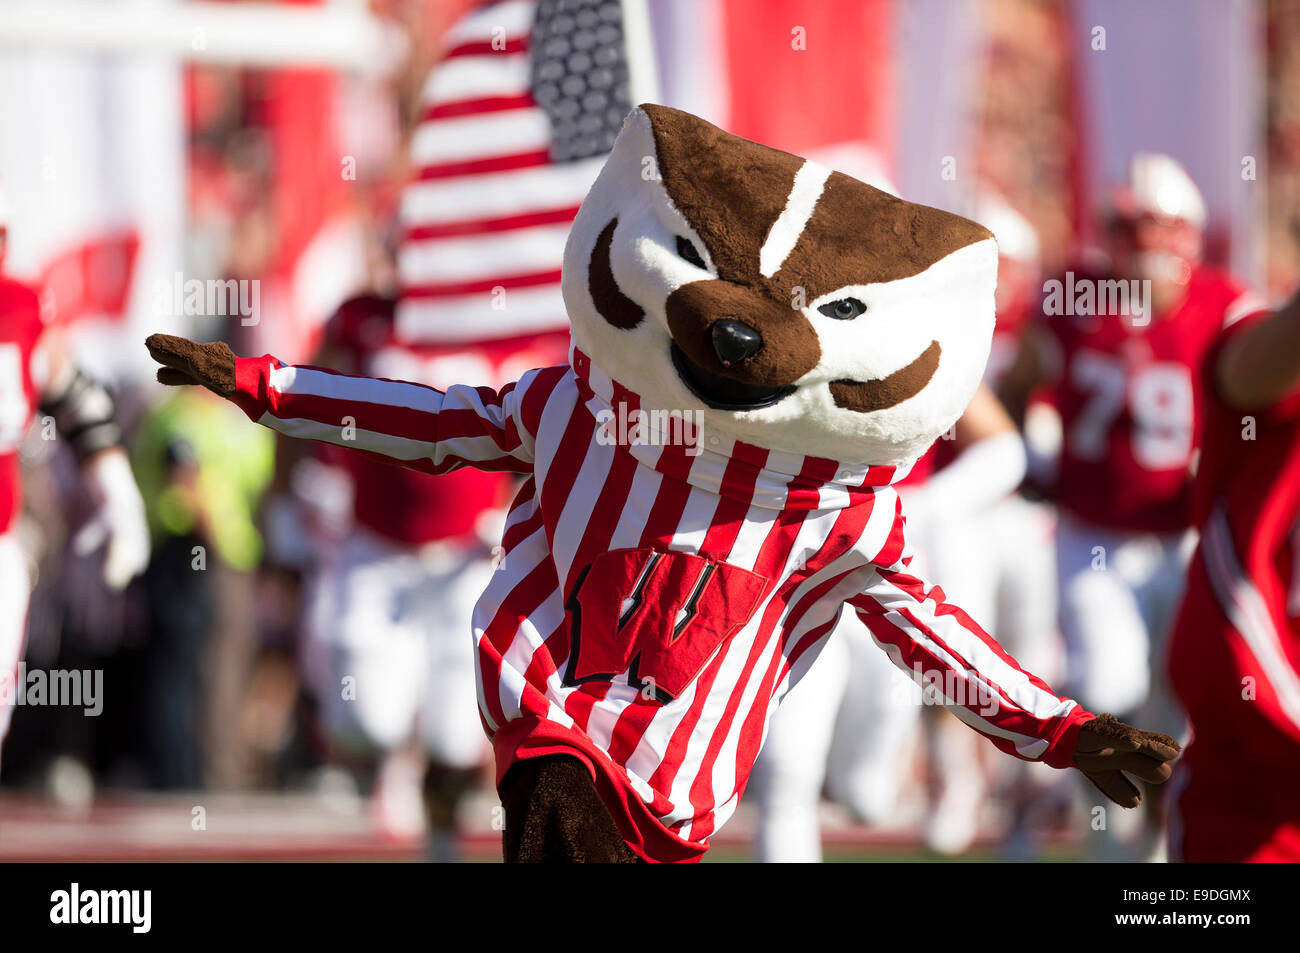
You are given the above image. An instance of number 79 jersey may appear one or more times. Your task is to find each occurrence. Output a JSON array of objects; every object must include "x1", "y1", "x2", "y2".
[{"x1": 1040, "y1": 266, "x2": 1265, "y2": 534}]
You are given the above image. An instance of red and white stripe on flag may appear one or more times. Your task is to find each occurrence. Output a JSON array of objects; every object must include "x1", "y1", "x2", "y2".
[
  {"x1": 396, "y1": 0, "x2": 897, "y2": 346},
  {"x1": 396, "y1": 0, "x2": 631, "y2": 344}
]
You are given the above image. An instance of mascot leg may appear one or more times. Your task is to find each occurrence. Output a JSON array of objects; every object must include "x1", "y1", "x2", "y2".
[{"x1": 499, "y1": 755, "x2": 640, "y2": 863}]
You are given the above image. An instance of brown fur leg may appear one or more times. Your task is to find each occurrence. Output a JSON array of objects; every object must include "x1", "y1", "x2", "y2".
[{"x1": 499, "y1": 755, "x2": 640, "y2": 863}]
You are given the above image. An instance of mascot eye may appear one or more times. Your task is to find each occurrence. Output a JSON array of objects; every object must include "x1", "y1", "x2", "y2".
[
  {"x1": 818, "y1": 297, "x2": 867, "y2": 320},
  {"x1": 676, "y1": 236, "x2": 707, "y2": 269}
]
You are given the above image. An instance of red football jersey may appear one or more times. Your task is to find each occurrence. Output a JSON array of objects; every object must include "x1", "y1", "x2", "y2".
[
  {"x1": 1168, "y1": 313, "x2": 1300, "y2": 775},
  {"x1": 322, "y1": 294, "x2": 569, "y2": 545},
  {"x1": 0, "y1": 277, "x2": 45, "y2": 535},
  {"x1": 1040, "y1": 266, "x2": 1264, "y2": 533}
]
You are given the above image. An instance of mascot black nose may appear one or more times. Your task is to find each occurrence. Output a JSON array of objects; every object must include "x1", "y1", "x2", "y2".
[{"x1": 710, "y1": 320, "x2": 763, "y2": 368}]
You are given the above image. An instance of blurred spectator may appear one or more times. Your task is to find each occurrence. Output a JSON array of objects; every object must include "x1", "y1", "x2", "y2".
[
  {"x1": 132, "y1": 384, "x2": 274, "y2": 787},
  {"x1": 977, "y1": 0, "x2": 1078, "y2": 270}
]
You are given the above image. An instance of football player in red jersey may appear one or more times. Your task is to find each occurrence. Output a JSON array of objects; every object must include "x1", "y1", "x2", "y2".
[
  {"x1": 1166, "y1": 287, "x2": 1300, "y2": 862},
  {"x1": 301, "y1": 292, "x2": 567, "y2": 858},
  {"x1": 1010, "y1": 155, "x2": 1267, "y2": 859},
  {"x1": 0, "y1": 190, "x2": 150, "y2": 763}
]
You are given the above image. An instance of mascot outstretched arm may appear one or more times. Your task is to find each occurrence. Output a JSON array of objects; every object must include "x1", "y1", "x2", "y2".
[{"x1": 147, "y1": 104, "x2": 1178, "y2": 863}]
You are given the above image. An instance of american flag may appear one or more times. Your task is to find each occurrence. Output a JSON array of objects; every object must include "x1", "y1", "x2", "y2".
[{"x1": 396, "y1": 0, "x2": 634, "y2": 344}]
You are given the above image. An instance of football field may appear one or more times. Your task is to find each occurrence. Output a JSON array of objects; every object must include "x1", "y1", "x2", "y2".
[{"x1": 0, "y1": 791, "x2": 1081, "y2": 863}]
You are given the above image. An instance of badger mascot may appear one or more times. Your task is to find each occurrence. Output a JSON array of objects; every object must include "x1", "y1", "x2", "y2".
[{"x1": 147, "y1": 105, "x2": 1179, "y2": 863}]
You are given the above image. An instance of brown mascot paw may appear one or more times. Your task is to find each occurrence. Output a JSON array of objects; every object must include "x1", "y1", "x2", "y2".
[
  {"x1": 499, "y1": 756, "x2": 640, "y2": 863},
  {"x1": 145, "y1": 334, "x2": 237, "y2": 396},
  {"x1": 1073, "y1": 713, "x2": 1181, "y2": 808}
]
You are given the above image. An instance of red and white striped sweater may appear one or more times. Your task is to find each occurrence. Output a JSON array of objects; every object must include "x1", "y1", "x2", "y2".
[{"x1": 230, "y1": 347, "x2": 1093, "y2": 862}]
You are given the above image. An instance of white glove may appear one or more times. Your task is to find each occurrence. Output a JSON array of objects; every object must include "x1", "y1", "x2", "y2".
[{"x1": 73, "y1": 449, "x2": 151, "y2": 590}]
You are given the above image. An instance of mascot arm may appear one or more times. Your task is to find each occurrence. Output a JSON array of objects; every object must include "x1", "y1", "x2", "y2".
[
  {"x1": 849, "y1": 565, "x2": 1179, "y2": 807},
  {"x1": 145, "y1": 334, "x2": 537, "y2": 476}
]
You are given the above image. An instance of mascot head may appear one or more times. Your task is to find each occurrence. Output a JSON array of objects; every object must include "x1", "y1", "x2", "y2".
[{"x1": 563, "y1": 104, "x2": 998, "y2": 466}]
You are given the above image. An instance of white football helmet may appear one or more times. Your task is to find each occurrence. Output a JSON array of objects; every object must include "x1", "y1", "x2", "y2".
[{"x1": 1118, "y1": 152, "x2": 1206, "y2": 228}]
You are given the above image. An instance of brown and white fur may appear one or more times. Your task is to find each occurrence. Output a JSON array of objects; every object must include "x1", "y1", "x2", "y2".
[{"x1": 563, "y1": 103, "x2": 1000, "y2": 467}]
